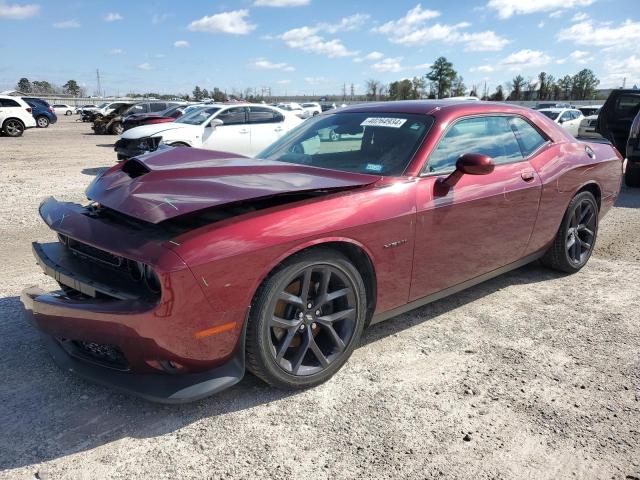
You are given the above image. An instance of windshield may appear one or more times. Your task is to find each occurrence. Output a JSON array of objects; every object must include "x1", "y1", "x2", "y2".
[
  {"x1": 175, "y1": 106, "x2": 221, "y2": 125},
  {"x1": 258, "y1": 112, "x2": 434, "y2": 176},
  {"x1": 540, "y1": 110, "x2": 560, "y2": 121}
]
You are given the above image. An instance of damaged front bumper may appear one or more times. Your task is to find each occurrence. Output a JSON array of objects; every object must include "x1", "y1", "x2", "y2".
[{"x1": 21, "y1": 197, "x2": 246, "y2": 403}]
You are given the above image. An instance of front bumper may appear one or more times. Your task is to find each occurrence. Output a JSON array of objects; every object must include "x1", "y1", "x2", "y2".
[
  {"x1": 23, "y1": 288, "x2": 244, "y2": 403},
  {"x1": 21, "y1": 197, "x2": 247, "y2": 402}
]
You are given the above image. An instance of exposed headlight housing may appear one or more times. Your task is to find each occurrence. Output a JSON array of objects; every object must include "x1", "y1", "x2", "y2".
[{"x1": 138, "y1": 136, "x2": 161, "y2": 152}]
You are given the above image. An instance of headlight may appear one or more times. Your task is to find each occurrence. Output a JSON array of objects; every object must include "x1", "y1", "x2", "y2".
[{"x1": 138, "y1": 137, "x2": 161, "y2": 151}]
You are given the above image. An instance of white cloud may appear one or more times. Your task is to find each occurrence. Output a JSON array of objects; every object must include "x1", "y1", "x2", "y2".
[
  {"x1": 556, "y1": 49, "x2": 592, "y2": 64},
  {"x1": 249, "y1": 58, "x2": 295, "y2": 71},
  {"x1": 304, "y1": 76, "x2": 328, "y2": 85},
  {"x1": 500, "y1": 49, "x2": 551, "y2": 70},
  {"x1": 461, "y1": 31, "x2": 510, "y2": 51},
  {"x1": 279, "y1": 26, "x2": 356, "y2": 57},
  {"x1": 152, "y1": 13, "x2": 171, "y2": 24},
  {"x1": 571, "y1": 12, "x2": 589, "y2": 22},
  {"x1": 486, "y1": 0, "x2": 595, "y2": 19},
  {"x1": 154, "y1": 53, "x2": 166, "y2": 59},
  {"x1": 548, "y1": 10, "x2": 563, "y2": 18},
  {"x1": 104, "y1": 12, "x2": 123, "y2": 22},
  {"x1": 470, "y1": 65, "x2": 495, "y2": 72},
  {"x1": 137, "y1": 63, "x2": 153, "y2": 70},
  {"x1": 538, "y1": 21, "x2": 545, "y2": 28},
  {"x1": 374, "y1": 4, "x2": 440, "y2": 36},
  {"x1": 0, "y1": 0, "x2": 39, "y2": 19},
  {"x1": 254, "y1": 0, "x2": 309, "y2": 6},
  {"x1": 53, "y1": 19, "x2": 80, "y2": 28},
  {"x1": 173, "y1": 40, "x2": 189, "y2": 48},
  {"x1": 414, "y1": 62, "x2": 432, "y2": 69},
  {"x1": 109, "y1": 48, "x2": 124, "y2": 55},
  {"x1": 365, "y1": 51, "x2": 385, "y2": 61},
  {"x1": 557, "y1": 19, "x2": 640, "y2": 49},
  {"x1": 372, "y1": 57, "x2": 404, "y2": 73},
  {"x1": 188, "y1": 9, "x2": 256, "y2": 35},
  {"x1": 602, "y1": 55, "x2": 640, "y2": 88},
  {"x1": 277, "y1": 79, "x2": 292, "y2": 84},
  {"x1": 319, "y1": 13, "x2": 369, "y2": 33},
  {"x1": 374, "y1": 5, "x2": 509, "y2": 51}
]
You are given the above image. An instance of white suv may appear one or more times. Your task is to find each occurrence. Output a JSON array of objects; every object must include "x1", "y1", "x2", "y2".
[{"x1": 0, "y1": 95, "x2": 37, "y2": 137}]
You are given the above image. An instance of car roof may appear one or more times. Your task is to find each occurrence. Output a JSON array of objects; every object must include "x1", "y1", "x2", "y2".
[{"x1": 339, "y1": 100, "x2": 536, "y2": 116}]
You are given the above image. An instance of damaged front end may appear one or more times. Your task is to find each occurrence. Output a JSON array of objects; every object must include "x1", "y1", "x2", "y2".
[{"x1": 23, "y1": 197, "x2": 245, "y2": 403}]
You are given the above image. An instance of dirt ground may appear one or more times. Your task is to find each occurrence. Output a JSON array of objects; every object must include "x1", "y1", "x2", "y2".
[{"x1": 0, "y1": 116, "x2": 638, "y2": 480}]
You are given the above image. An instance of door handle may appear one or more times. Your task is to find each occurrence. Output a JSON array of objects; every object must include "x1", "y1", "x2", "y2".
[
  {"x1": 274, "y1": 127, "x2": 283, "y2": 132},
  {"x1": 521, "y1": 170, "x2": 536, "y2": 182},
  {"x1": 239, "y1": 129, "x2": 249, "y2": 134}
]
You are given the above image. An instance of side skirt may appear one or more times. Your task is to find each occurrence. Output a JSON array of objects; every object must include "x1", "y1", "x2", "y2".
[{"x1": 370, "y1": 251, "x2": 545, "y2": 325}]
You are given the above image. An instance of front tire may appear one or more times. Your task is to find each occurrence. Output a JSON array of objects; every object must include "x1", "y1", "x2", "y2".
[
  {"x1": 3, "y1": 119, "x2": 25, "y2": 137},
  {"x1": 36, "y1": 116, "x2": 50, "y2": 128},
  {"x1": 625, "y1": 162, "x2": 640, "y2": 188},
  {"x1": 66, "y1": 110, "x2": 72, "y2": 116},
  {"x1": 110, "y1": 122, "x2": 124, "y2": 135},
  {"x1": 542, "y1": 191, "x2": 598, "y2": 273},
  {"x1": 246, "y1": 249, "x2": 367, "y2": 389}
]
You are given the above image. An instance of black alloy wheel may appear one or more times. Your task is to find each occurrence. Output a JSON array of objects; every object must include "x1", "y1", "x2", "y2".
[
  {"x1": 3, "y1": 119, "x2": 25, "y2": 137},
  {"x1": 542, "y1": 191, "x2": 599, "y2": 273},
  {"x1": 246, "y1": 249, "x2": 367, "y2": 389},
  {"x1": 565, "y1": 198, "x2": 596, "y2": 266}
]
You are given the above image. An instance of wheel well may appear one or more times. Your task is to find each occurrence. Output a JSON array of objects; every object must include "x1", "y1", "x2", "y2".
[
  {"x1": 577, "y1": 183, "x2": 601, "y2": 210},
  {"x1": 257, "y1": 242, "x2": 378, "y2": 326},
  {"x1": 3, "y1": 117, "x2": 25, "y2": 128}
]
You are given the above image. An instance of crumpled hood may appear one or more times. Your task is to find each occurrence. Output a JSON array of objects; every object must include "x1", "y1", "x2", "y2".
[{"x1": 86, "y1": 147, "x2": 381, "y2": 224}]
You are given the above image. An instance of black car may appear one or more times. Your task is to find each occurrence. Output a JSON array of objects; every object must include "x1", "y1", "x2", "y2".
[{"x1": 597, "y1": 89, "x2": 640, "y2": 187}]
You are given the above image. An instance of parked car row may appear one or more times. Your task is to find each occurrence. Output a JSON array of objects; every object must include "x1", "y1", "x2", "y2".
[{"x1": 115, "y1": 103, "x2": 302, "y2": 160}]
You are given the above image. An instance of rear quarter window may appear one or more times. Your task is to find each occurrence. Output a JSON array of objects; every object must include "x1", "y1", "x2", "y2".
[
  {"x1": 1, "y1": 98, "x2": 21, "y2": 107},
  {"x1": 615, "y1": 95, "x2": 640, "y2": 116},
  {"x1": 510, "y1": 117, "x2": 548, "y2": 157}
]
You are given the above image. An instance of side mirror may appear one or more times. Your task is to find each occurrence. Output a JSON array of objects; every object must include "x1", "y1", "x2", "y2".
[
  {"x1": 207, "y1": 119, "x2": 224, "y2": 129},
  {"x1": 437, "y1": 153, "x2": 494, "y2": 190},
  {"x1": 558, "y1": 118, "x2": 565, "y2": 124}
]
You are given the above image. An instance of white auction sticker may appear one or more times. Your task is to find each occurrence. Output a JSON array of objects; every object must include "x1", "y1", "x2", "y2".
[{"x1": 360, "y1": 117, "x2": 407, "y2": 128}]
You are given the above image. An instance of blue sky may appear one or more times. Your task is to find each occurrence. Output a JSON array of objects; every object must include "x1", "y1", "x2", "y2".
[{"x1": 0, "y1": 0, "x2": 637, "y2": 96}]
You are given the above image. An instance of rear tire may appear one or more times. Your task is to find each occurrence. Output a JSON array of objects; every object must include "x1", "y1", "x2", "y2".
[
  {"x1": 542, "y1": 191, "x2": 598, "y2": 273},
  {"x1": 625, "y1": 162, "x2": 640, "y2": 188},
  {"x1": 36, "y1": 116, "x2": 49, "y2": 128},
  {"x1": 246, "y1": 249, "x2": 367, "y2": 390},
  {"x1": 66, "y1": 110, "x2": 72, "y2": 116},
  {"x1": 2, "y1": 119, "x2": 25, "y2": 137}
]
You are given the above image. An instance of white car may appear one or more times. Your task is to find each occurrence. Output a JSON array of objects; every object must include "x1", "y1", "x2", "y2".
[
  {"x1": 578, "y1": 114, "x2": 602, "y2": 139},
  {"x1": 115, "y1": 104, "x2": 302, "y2": 160},
  {"x1": 0, "y1": 94, "x2": 37, "y2": 137},
  {"x1": 301, "y1": 102, "x2": 322, "y2": 116},
  {"x1": 277, "y1": 102, "x2": 310, "y2": 119},
  {"x1": 538, "y1": 108, "x2": 584, "y2": 137},
  {"x1": 52, "y1": 104, "x2": 74, "y2": 116}
]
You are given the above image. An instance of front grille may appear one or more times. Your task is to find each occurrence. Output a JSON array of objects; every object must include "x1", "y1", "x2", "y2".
[
  {"x1": 67, "y1": 237, "x2": 123, "y2": 267},
  {"x1": 57, "y1": 338, "x2": 130, "y2": 370},
  {"x1": 588, "y1": 119, "x2": 597, "y2": 127}
]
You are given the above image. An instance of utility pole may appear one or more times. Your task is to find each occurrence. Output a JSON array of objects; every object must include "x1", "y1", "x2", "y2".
[
  {"x1": 622, "y1": 77, "x2": 627, "y2": 88},
  {"x1": 96, "y1": 69, "x2": 102, "y2": 98}
]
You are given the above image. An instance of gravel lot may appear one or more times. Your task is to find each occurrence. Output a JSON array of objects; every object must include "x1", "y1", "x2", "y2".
[{"x1": 0, "y1": 116, "x2": 639, "y2": 480}]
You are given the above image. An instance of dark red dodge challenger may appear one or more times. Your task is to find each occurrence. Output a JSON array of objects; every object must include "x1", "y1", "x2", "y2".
[{"x1": 22, "y1": 101, "x2": 622, "y2": 403}]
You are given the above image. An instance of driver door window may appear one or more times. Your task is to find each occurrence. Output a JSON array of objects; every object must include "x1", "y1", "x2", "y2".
[
  {"x1": 217, "y1": 107, "x2": 247, "y2": 125},
  {"x1": 426, "y1": 115, "x2": 523, "y2": 174}
]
